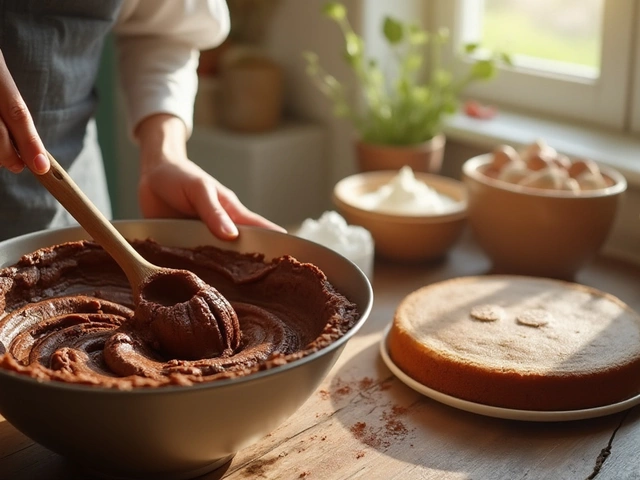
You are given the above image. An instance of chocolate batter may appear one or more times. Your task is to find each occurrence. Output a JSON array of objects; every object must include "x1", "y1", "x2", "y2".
[
  {"x1": 0, "y1": 239, "x2": 359, "y2": 389},
  {"x1": 134, "y1": 269, "x2": 241, "y2": 360}
]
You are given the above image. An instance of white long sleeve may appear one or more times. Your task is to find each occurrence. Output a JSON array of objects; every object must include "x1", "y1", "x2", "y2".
[{"x1": 113, "y1": 0, "x2": 230, "y2": 137}]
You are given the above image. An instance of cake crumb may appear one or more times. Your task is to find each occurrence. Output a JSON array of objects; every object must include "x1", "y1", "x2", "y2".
[
  {"x1": 349, "y1": 404, "x2": 414, "y2": 450},
  {"x1": 359, "y1": 377, "x2": 374, "y2": 389},
  {"x1": 335, "y1": 384, "x2": 352, "y2": 396},
  {"x1": 384, "y1": 417, "x2": 408, "y2": 437},
  {"x1": 380, "y1": 380, "x2": 393, "y2": 390},
  {"x1": 392, "y1": 405, "x2": 407, "y2": 415},
  {"x1": 244, "y1": 456, "x2": 280, "y2": 476},
  {"x1": 383, "y1": 405, "x2": 410, "y2": 438},
  {"x1": 350, "y1": 421, "x2": 390, "y2": 449}
]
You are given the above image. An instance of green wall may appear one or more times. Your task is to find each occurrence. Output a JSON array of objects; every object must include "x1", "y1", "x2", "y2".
[{"x1": 95, "y1": 35, "x2": 119, "y2": 217}]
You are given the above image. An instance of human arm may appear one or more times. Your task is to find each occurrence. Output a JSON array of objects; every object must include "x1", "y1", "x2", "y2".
[
  {"x1": 115, "y1": 0, "x2": 284, "y2": 239},
  {"x1": 0, "y1": 50, "x2": 49, "y2": 174}
]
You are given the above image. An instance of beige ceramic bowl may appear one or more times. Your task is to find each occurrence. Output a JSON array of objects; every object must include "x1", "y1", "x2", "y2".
[
  {"x1": 0, "y1": 220, "x2": 373, "y2": 480},
  {"x1": 332, "y1": 170, "x2": 468, "y2": 262},
  {"x1": 462, "y1": 154, "x2": 627, "y2": 279}
]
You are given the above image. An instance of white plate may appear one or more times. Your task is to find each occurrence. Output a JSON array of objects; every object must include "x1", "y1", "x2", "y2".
[{"x1": 380, "y1": 325, "x2": 640, "y2": 422}]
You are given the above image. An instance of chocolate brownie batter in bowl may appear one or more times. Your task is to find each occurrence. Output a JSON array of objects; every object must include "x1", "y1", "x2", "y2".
[{"x1": 0, "y1": 219, "x2": 373, "y2": 480}]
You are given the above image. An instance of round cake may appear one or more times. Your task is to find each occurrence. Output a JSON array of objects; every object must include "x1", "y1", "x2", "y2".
[{"x1": 387, "y1": 275, "x2": 640, "y2": 411}]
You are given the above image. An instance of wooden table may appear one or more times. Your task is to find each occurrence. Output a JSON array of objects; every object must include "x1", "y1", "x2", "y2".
[{"x1": 2, "y1": 233, "x2": 640, "y2": 480}]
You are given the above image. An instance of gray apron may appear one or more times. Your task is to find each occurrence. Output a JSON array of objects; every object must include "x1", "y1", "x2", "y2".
[{"x1": 0, "y1": 0, "x2": 122, "y2": 241}]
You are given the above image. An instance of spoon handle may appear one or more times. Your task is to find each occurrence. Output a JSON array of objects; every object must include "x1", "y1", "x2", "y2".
[{"x1": 36, "y1": 152, "x2": 156, "y2": 288}]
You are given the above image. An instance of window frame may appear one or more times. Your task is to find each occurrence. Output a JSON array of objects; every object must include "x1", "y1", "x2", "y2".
[
  {"x1": 630, "y1": 1, "x2": 640, "y2": 133},
  {"x1": 430, "y1": 0, "x2": 638, "y2": 131}
]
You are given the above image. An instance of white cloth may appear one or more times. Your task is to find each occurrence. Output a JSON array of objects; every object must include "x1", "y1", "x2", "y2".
[{"x1": 113, "y1": 0, "x2": 230, "y2": 137}]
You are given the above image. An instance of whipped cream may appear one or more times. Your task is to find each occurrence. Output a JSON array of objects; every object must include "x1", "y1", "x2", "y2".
[
  {"x1": 356, "y1": 166, "x2": 459, "y2": 215},
  {"x1": 295, "y1": 211, "x2": 374, "y2": 280}
]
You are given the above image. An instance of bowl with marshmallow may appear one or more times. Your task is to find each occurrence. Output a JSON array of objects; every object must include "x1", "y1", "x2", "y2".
[
  {"x1": 462, "y1": 140, "x2": 627, "y2": 279},
  {"x1": 332, "y1": 167, "x2": 468, "y2": 262}
]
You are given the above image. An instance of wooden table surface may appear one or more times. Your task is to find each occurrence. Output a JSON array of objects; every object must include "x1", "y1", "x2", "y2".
[{"x1": 2, "y1": 232, "x2": 640, "y2": 480}]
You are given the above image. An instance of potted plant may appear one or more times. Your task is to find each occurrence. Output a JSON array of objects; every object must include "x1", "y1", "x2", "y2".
[{"x1": 304, "y1": 1, "x2": 509, "y2": 173}]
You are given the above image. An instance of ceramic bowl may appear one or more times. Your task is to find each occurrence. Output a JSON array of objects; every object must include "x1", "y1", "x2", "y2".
[
  {"x1": 332, "y1": 170, "x2": 468, "y2": 262},
  {"x1": 462, "y1": 153, "x2": 627, "y2": 279},
  {"x1": 0, "y1": 220, "x2": 373, "y2": 480}
]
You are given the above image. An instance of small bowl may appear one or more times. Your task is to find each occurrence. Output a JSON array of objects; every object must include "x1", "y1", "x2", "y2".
[
  {"x1": 462, "y1": 153, "x2": 627, "y2": 279},
  {"x1": 332, "y1": 171, "x2": 468, "y2": 262},
  {"x1": 0, "y1": 220, "x2": 373, "y2": 480}
]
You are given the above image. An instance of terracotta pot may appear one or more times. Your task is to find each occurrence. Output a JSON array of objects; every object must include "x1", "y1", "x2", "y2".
[{"x1": 355, "y1": 133, "x2": 446, "y2": 173}]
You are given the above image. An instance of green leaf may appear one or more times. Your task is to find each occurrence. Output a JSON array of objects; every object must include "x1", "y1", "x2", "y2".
[
  {"x1": 435, "y1": 27, "x2": 450, "y2": 44},
  {"x1": 470, "y1": 59, "x2": 496, "y2": 80},
  {"x1": 383, "y1": 17, "x2": 403, "y2": 44},
  {"x1": 443, "y1": 101, "x2": 458, "y2": 114},
  {"x1": 379, "y1": 104, "x2": 392, "y2": 120},
  {"x1": 464, "y1": 43, "x2": 479, "y2": 54},
  {"x1": 368, "y1": 67, "x2": 384, "y2": 88},
  {"x1": 345, "y1": 32, "x2": 363, "y2": 58},
  {"x1": 433, "y1": 69, "x2": 453, "y2": 88},
  {"x1": 408, "y1": 24, "x2": 428, "y2": 45},
  {"x1": 412, "y1": 86, "x2": 430, "y2": 103},
  {"x1": 500, "y1": 52, "x2": 514, "y2": 67},
  {"x1": 403, "y1": 53, "x2": 422, "y2": 73},
  {"x1": 396, "y1": 77, "x2": 411, "y2": 97},
  {"x1": 333, "y1": 103, "x2": 350, "y2": 117},
  {"x1": 322, "y1": 2, "x2": 346, "y2": 20}
]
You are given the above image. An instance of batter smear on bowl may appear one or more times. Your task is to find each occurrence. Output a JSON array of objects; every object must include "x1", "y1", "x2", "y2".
[{"x1": 0, "y1": 239, "x2": 359, "y2": 389}]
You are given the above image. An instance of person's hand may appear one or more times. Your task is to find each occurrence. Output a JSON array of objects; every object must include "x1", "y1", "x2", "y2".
[
  {"x1": 135, "y1": 114, "x2": 285, "y2": 240},
  {"x1": 0, "y1": 50, "x2": 49, "y2": 174},
  {"x1": 138, "y1": 159, "x2": 286, "y2": 240}
]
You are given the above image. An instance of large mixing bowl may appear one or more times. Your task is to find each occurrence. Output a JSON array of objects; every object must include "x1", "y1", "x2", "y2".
[{"x1": 0, "y1": 219, "x2": 373, "y2": 480}]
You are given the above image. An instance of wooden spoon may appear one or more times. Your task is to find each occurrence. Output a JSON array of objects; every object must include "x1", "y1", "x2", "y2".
[{"x1": 34, "y1": 152, "x2": 241, "y2": 359}]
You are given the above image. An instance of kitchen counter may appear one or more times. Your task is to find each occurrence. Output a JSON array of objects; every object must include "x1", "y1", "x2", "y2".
[{"x1": 2, "y1": 233, "x2": 640, "y2": 480}]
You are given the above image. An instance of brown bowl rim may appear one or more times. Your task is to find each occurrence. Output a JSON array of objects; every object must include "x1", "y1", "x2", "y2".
[{"x1": 462, "y1": 154, "x2": 628, "y2": 198}]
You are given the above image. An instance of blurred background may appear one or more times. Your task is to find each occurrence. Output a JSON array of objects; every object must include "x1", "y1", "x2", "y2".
[{"x1": 95, "y1": 0, "x2": 640, "y2": 264}]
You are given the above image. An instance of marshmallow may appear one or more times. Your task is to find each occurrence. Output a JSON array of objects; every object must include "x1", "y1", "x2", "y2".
[{"x1": 295, "y1": 211, "x2": 374, "y2": 280}]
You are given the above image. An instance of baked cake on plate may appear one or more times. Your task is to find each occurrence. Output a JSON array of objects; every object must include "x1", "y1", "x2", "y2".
[{"x1": 388, "y1": 275, "x2": 640, "y2": 411}]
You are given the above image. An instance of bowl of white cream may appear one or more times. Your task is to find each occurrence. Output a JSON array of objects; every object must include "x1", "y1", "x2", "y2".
[{"x1": 332, "y1": 167, "x2": 467, "y2": 262}]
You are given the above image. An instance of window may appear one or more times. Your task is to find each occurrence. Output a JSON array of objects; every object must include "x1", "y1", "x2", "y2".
[
  {"x1": 431, "y1": 0, "x2": 640, "y2": 132},
  {"x1": 477, "y1": 0, "x2": 603, "y2": 78}
]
